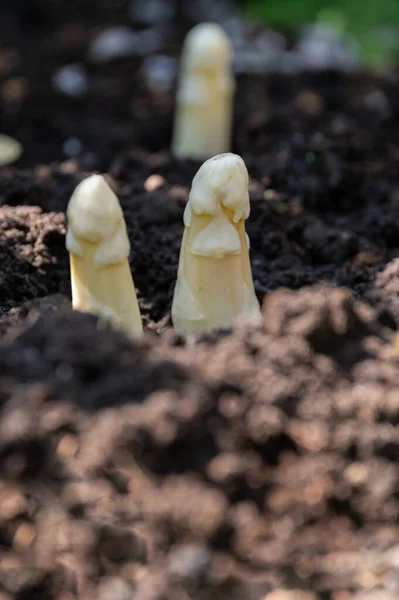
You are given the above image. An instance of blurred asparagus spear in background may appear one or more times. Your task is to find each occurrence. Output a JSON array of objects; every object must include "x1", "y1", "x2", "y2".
[
  {"x1": 172, "y1": 152, "x2": 261, "y2": 335},
  {"x1": 172, "y1": 23, "x2": 235, "y2": 160},
  {"x1": 66, "y1": 175, "x2": 142, "y2": 337},
  {"x1": 0, "y1": 134, "x2": 22, "y2": 166}
]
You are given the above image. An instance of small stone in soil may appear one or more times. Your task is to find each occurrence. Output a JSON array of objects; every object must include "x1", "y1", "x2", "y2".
[{"x1": 52, "y1": 64, "x2": 88, "y2": 98}]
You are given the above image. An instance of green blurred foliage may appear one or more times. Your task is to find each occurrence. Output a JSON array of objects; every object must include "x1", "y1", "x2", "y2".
[{"x1": 243, "y1": 0, "x2": 399, "y2": 66}]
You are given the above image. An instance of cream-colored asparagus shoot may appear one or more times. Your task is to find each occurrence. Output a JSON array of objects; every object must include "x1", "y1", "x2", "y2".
[
  {"x1": 172, "y1": 153, "x2": 261, "y2": 335},
  {"x1": 172, "y1": 23, "x2": 235, "y2": 160},
  {"x1": 0, "y1": 134, "x2": 22, "y2": 166},
  {"x1": 66, "y1": 174, "x2": 142, "y2": 336}
]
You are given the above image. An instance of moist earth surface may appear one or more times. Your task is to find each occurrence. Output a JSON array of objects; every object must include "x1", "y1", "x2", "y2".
[{"x1": 0, "y1": 5, "x2": 399, "y2": 599}]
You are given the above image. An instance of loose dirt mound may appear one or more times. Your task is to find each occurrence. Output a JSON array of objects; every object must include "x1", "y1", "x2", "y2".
[{"x1": 0, "y1": 286, "x2": 398, "y2": 599}]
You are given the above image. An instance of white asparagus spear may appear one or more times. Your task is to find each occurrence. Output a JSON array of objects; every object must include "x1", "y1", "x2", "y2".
[
  {"x1": 172, "y1": 153, "x2": 261, "y2": 334},
  {"x1": 172, "y1": 23, "x2": 235, "y2": 160},
  {"x1": 66, "y1": 174, "x2": 142, "y2": 336}
]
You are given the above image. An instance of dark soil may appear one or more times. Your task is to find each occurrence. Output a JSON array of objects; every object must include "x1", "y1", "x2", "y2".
[{"x1": 1, "y1": 3, "x2": 399, "y2": 599}]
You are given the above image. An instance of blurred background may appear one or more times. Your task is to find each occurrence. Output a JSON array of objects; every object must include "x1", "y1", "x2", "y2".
[
  {"x1": 1, "y1": 0, "x2": 398, "y2": 167},
  {"x1": 3, "y1": 0, "x2": 399, "y2": 67},
  {"x1": 245, "y1": 0, "x2": 399, "y2": 68}
]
